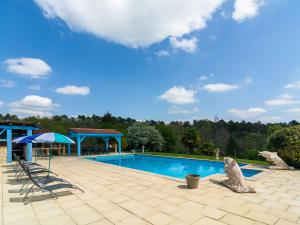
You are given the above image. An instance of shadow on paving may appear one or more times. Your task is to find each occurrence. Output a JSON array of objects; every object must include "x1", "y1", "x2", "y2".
[
  {"x1": 9, "y1": 190, "x2": 74, "y2": 203},
  {"x1": 4, "y1": 169, "x2": 17, "y2": 174},
  {"x1": 177, "y1": 184, "x2": 189, "y2": 189},
  {"x1": 7, "y1": 177, "x2": 31, "y2": 184}
]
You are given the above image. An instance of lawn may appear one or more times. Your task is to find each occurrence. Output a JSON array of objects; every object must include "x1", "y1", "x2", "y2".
[{"x1": 139, "y1": 152, "x2": 269, "y2": 166}]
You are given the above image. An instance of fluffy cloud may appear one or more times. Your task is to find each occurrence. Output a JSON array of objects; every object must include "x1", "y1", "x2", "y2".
[
  {"x1": 34, "y1": 0, "x2": 224, "y2": 47},
  {"x1": 228, "y1": 107, "x2": 266, "y2": 119},
  {"x1": 156, "y1": 50, "x2": 171, "y2": 57},
  {"x1": 199, "y1": 74, "x2": 214, "y2": 81},
  {"x1": 28, "y1": 85, "x2": 41, "y2": 91},
  {"x1": 244, "y1": 77, "x2": 252, "y2": 85},
  {"x1": 0, "y1": 101, "x2": 4, "y2": 107},
  {"x1": 265, "y1": 94, "x2": 300, "y2": 106},
  {"x1": 258, "y1": 116, "x2": 283, "y2": 123},
  {"x1": 285, "y1": 108, "x2": 300, "y2": 113},
  {"x1": 284, "y1": 81, "x2": 300, "y2": 89},
  {"x1": 203, "y1": 83, "x2": 239, "y2": 92},
  {"x1": 9, "y1": 95, "x2": 57, "y2": 117},
  {"x1": 167, "y1": 106, "x2": 200, "y2": 114},
  {"x1": 4, "y1": 57, "x2": 51, "y2": 79},
  {"x1": 232, "y1": 0, "x2": 264, "y2": 22},
  {"x1": 170, "y1": 37, "x2": 198, "y2": 53},
  {"x1": 0, "y1": 79, "x2": 16, "y2": 88},
  {"x1": 159, "y1": 86, "x2": 197, "y2": 104},
  {"x1": 55, "y1": 85, "x2": 90, "y2": 95},
  {"x1": 199, "y1": 75, "x2": 208, "y2": 81}
]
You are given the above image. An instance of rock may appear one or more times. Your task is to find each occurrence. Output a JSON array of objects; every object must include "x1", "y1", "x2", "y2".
[
  {"x1": 221, "y1": 157, "x2": 256, "y2": 193},
  {"x1": 258, "y1": 151, "x2": 295, "y2": 170}
]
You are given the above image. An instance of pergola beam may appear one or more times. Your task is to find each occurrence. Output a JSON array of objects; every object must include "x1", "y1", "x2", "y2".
[
  {"x1": 0, "y1": 124, "x2": 39, "y2": 163},
  {"x1": 68, "y1": 129, "x2": 123, "y2": 157}
]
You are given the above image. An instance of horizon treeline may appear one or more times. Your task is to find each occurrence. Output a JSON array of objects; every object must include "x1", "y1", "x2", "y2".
[{"x1": 1, "y1": 112, "x2": 299, "y2": 160}]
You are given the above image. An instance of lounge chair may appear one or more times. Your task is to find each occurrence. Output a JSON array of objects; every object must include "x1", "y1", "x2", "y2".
[
  {"x1": 15, "y1": 156, "x2": 58, "y2": 182},
  {"x1": 22, "y1": 164, "x2": 84, "y2": 204}
]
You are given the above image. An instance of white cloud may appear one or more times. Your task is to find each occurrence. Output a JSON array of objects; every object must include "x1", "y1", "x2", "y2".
[
  {"x1": 199, "y1": 75, "x2": 208, "y2": 81},
  {"x1": 232, "y1": 0, "x2": 264, "y2": 22},
  {"x1": 55, "y1": 85, "x2": 90, "y2": 95},
  {"x1": 265, "y1": 94, "x2": 300, "y2": 106},
  {"x1": 156, "y1": 50, "x2": 171, "y2": 57},
  {"x1": 285, "y1": 108, "x2": 300, "y2": 113},
  {"x1": 159, "y1": 86, "x2": 197, "y2": 104},
  {"x1": 0, "y1": 101, "x2": 4, "y2": 107},
  {"x1": 199, "y1": 73, "x2": 214, "y2": 81},
  {"x1": 244, "y1": 77, "x2": 252, "y2": 85},
  {"x1": 34, "y1": 0, "x2": 224, "y2": 48},
  {"x1": 0, "y1": 79, "x2": 16, "y2": 88},
  {"x1": 284, "y1": 81, "x2": 300, "y2": 89},
  {"x1": 220, "y1": 11, "x2": 228, "y2": 18},
  {"x1": 228, "y1": 107, "x2": 266, "y2": 119},
  {"x1": 203, "y1": 83, "x2": 239, "y2": 92},
  {"x1": 258, "y1": 116, "x2": 283, "y2": 123},
  {"x1": 167, "y1": 106, "x2": 200, "y2": 114},
  {"x1": 170, "y1": 36, "x2": 198, "y2": 53},
  {"x1": 4, "y1": 57, "x2": 51, "y2": 79},
  {"x1": 28, "y1": 85, "x2": 41, "y2": 91},
  {"x1": 9, "y1": 95, "x2": 57, "y2": 117}
]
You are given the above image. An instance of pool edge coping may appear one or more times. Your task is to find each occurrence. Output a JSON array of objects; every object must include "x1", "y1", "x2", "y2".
[{"x1": 82, "y1": 153, "x2": 266, "y2": 183}]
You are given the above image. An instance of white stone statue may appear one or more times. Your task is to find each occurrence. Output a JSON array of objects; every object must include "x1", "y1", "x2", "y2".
[
  {"x1": 221, "y1": 157, "x2": 256, "y2": 193},
  {"x1": 258, "y1": 151, "x2": 294, "y2": 170},
  {"x1": 215, "y1": 147, "x2": 220, "y2": 160}
]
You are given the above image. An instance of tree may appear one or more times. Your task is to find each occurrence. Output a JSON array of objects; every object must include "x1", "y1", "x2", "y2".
[
  {"x1": 267, "y1": 125, "x2": 300, "y2": 167},
  {"x1": 156, "y1": 123, "x2": 178, "y2": 152},
  {"x1": 148, "y1": 126, "x2": 164, "y2": 151},
  {"x1": 127, "y1": 123, "x2": 164, "y2": 152},
  {"x1": 226, "y1": 135, "x2": 240, "y2": 158},
  {"x1": 181, "y1": 128, "x2": 201, "y2": 154}
]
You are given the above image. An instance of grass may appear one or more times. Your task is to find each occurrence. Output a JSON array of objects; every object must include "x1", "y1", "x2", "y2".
[{"x1": 138, "y1": 152, "x2": 269, "y2": 166}]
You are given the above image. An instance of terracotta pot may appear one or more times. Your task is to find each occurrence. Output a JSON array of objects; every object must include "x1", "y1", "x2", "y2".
[{"x1": 185, "y1": 174, "x2": 200, "y2": 189}]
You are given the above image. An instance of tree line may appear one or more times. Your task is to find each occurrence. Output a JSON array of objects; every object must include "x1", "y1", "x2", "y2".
[{"x1": 1, "y1": 112, "x2": 299, "y2": 160}]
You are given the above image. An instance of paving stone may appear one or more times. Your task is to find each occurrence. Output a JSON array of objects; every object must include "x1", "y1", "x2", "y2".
[
  {"x1": 2, "y1": 157, "x2": 300, "y2": 225},
  {"x1": 144, "y1": 212, "x2": 174, "y2": 225},
  {"x1": 200, "y1": 206, "x2": 227, "y2": 220},
  {"x1": 39, "y1": 214, "x2": 76, "y2": 225},
  {"x1": 244, "y1": 209, "x2": 279, "y2": 225},
  {"x1": 192, "y1": 217, "x2": 226, "y2": 225},
  {"x1": 219, "y1": 203, "x2": 251, "y2": 216},
  {"x1": 173, "y1": 209, "x2": 204, "y2": 223},
  {"x1": 220, "y1": 213, "x2": 257, "y2": 225}
]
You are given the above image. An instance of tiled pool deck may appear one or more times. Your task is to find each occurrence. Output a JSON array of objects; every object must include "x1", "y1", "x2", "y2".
[{"x1": 1, "y1": 156, "x2": 300, "y2": 225}]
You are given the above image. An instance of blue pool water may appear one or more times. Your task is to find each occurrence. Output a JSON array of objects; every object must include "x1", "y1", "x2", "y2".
[{"x1": 86, "y1": 154, "x2": 261, "y2": 179}]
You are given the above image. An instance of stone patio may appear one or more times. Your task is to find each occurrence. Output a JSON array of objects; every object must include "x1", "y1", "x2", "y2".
[{"x1": 1, "y1": 156, "x2": 300, "y2": 225}]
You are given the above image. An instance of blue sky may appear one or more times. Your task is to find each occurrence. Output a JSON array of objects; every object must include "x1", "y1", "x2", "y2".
[{"x1": 0, "y1": 0, "x2": 300, "y2": 123}]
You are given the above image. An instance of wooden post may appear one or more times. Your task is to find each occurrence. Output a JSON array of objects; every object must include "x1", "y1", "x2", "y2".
[
  {"x1": 77, "y1": 136, "x2": 81, "y2": 156},
  {"x1": 6, "y1": 128, "x2": 12, "y2": 163}
]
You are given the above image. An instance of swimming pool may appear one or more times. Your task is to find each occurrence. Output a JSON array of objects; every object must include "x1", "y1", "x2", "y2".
[{"x1": 85, "y1": 154, "x2": 261, "y2": 179}]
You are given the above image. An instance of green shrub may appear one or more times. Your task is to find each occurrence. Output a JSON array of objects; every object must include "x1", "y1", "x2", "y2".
[
  {"x1": 268, "y1": 125, "x2": 300, "y2": 168},
  {"x1": 245, "y1": 149, "x2": 259, "y2": 160}
]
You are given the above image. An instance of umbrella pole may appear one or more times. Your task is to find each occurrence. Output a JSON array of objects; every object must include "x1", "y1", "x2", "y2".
[
  {"x1": 48, "y1": 144, "x2": 52, "y2": 177},
  {"x1": 34, "y1": 143, "x2": 37, "y2": 163}
]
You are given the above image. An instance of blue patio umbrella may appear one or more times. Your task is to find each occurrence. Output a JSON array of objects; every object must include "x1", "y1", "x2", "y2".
[{"x1": 13, "y1": 132, "x2": 75, "y2": 174}]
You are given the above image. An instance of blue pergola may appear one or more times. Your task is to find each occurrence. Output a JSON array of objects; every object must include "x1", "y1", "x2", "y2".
[
  {"x1": 68, "y1": 128, "x2": 123, "y2": 156},
  {"x1": 0, "y1": 121, "x2": 39, "y2": 163}
]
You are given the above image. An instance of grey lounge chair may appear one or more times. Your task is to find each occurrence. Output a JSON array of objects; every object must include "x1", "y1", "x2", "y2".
[{"x1": 22, "y1": 165, "x2": 84, "y2": 205}]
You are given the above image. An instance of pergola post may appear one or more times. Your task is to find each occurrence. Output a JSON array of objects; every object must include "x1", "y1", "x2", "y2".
[
  {"x1": 26, "y1": 129, "x2": 32, "y2": 161},
  {"x1": 103, "y1": 137, "x2": 109, "y2": 152},
  {"x1": 6, "y1": 128, "x2": 12, "y2": 163},
  {"x1": 117, "y1": 136, "x2": 122, "y2": 154},
  {"x1": 67, "y1": 143, "x2": 71, "y2": 155},
  {"x1": 77, "y1": 135, "x2": 81, "y2": 157}
]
